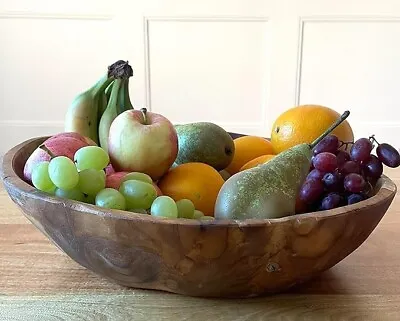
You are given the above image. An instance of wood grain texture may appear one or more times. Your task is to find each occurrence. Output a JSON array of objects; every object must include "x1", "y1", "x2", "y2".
[
  {"x1": 0, "y1": 142, "x2": 400, "y2": 320},
  {"x1": 2, "y1": 294, "x2": 400, "y2": 321},
  {"x1": 1, "y1": 137, "x2": 397, "y2": 299}
]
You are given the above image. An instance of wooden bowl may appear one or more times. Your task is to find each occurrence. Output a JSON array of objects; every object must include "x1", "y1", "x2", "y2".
[{"x1": 1, "y1": 136, "x2": 397, "y2": 298}]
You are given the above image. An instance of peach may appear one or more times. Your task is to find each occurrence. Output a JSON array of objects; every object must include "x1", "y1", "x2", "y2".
[{"x1": 23, "y1": 132, "x2": 95, "y2": 183}]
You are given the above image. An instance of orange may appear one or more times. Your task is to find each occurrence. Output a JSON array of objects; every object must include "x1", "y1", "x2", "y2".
[
  {"x1": 225, "y1": 136, "x2": 274, "y2": 174},
  {"x1": 240, "y1": 154, "x2": 275, "y2": 171},
  {"x1": 270, "y1": 104, "x2": 354, "y2": 154},
  {"x1": 157, "y1": 162, "x2": 224, "y2": 216}
]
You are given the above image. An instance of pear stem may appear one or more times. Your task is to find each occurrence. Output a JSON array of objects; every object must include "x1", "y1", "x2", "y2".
[
  {"x1": 309, "y1": 110, "x2": 350, "y2": 149},
  {"x1": 39, "y1": 144, "x2": 56, "y2": 159},
  {"x1": 141, "y1": 108, "x2": 148, "y2": 125}
]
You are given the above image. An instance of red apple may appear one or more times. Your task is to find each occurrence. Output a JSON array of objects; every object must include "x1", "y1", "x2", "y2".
[
  {"x1": 152, "y1": 182, "x2": 163, "y2": 197},
  {"x1": 23, "y1": 132, "x2": 95, "y2": 183},
  {"x1": 106, "y1": 171, "x2": 163, "y2": 196},
  {"x1": 108, "y1": 108, "x2": 178, "y2": 180},
  {"x1": 105, "y1": 163, "x2": 116, "y2": 176},
  {"x1": 105, "y1": 171, "x2": 129, "y2": 189}
]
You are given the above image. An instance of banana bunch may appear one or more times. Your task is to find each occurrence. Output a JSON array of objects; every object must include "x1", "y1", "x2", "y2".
[{"x1": 64, "y1": 60, "x2": 134, "y2": 147}]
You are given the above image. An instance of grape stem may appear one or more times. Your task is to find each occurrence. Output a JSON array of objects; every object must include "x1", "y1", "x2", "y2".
[
  {"x1": 369, "y1": 134, "x2": 380, "y2": 145},
  {"x1": 309, "y1": 111, "x2": 350, "y2": 149},
  {"x1": 338, "y1": 140, "x2": 354, "y2": 150},
  {"x1": 39, "y1": 144, "x2": 56, "y2": 159}
]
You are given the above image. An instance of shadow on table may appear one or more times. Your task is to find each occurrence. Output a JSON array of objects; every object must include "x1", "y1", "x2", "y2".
[{"x1": 287, "y1": 268, "x2": 353, "y2": 295}]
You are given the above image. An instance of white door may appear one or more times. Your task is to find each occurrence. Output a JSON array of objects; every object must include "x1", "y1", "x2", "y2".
[{"x1": 1, "y1": 0, "x2": 400, "y2": 154}]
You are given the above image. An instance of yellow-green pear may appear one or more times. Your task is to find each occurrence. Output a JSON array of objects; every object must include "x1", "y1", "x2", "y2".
[{"x1": 214, "y1": 111, "x2": 350, "y2": 220}]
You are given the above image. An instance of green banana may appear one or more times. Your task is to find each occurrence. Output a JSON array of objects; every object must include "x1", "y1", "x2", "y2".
[
  {"x1": 64, "y1": 74, "x2": 114, "y2": 145},
  {"x1": 64, "y1": 60, "x2": 131, "y2": 145},
  {"x1": 105, "y1": 81, "x2": 114, "y2": 102},
  {"x1": 116, "y1": 78, "x2": 134, "y2": 114},
  {"x1": 97, "y1": 80, "x2": 114, "y2": 123},
  {"x1": 98, "y1": 78, "x2": 123, "y2": 152}
]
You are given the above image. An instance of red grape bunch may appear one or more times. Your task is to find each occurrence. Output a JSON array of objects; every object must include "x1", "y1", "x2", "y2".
[{"x1": 297, "y1": 134, "x2": 400, "y2": 213}]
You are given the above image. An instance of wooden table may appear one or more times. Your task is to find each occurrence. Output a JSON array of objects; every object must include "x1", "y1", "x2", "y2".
[{"x1": 1, "y1": 168, "x2": 400, "y2": 321}]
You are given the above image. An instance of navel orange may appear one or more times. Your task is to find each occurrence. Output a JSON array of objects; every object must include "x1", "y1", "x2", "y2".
[
  {"x1": 225, "y1": 136, "x2": 274, "y2": 174},
  {"x1": 270, "y1": 105, "x2": 354, "y2": 154},
  {"x1": 157, "y1": 162, "x2": 224, "y2": 216},
  {"x1": 239, "y1": 154, "x2": 275, "y2": 171}
]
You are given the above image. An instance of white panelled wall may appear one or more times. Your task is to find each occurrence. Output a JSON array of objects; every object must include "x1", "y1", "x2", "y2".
[{"x1": 1, "y1": 0, "x2": 400, "y2": 154}]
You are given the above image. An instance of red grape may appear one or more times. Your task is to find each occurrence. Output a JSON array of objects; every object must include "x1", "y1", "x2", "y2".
[
  {"x1": 313, "y1": 135, "x2": 339, "y2": 155},
  {"x1": 299, "y1": 179, "x2": 324, "y2": 204},
  {"x1": 363, "y1": 155, "x2": 383, "y2": 179},
  {"x1": 322, "y1": 172, "x2": 341, "y2": 191},
  {"x1": 350, "y1": 138, "x2": 373, "y2": 162},
  {"x1": 336, "y1": 150, "x2": 350, "y2": 168},
  {"x1": 306, "y1": 169, "x2": 325, "y2": 181},
  {"x1": 341, "y1": 161, "x2": 361, "y2": 175},
  {"x1": 310, "y1": 155, "x2": 316, "y2": 169},
  {"x1": 320, "y1": 193, "x2": 341, "y2": 210},
  {"x1": 347, "y1": 193, "x2": 364, "y2": 205},
  {"x1": 376, "y1": 143, "x2": 400, "y2": 168},
  {"x1": 362, "y1": 181, "x2": 373, "y2": 196},
  {"x1": 344, "y1": 173, "x2": 366, "y2": 193},
  {"x1": 312, "y1": 152, "x2": 338, "y2": 173},
  {"x1": 295, "y1": 196, "x2": 309, "y2": 214}
]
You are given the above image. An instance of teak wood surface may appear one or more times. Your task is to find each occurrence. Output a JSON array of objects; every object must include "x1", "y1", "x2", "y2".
[{"x1": 1, "y1": 163, "x2": 400, "y2": 320}]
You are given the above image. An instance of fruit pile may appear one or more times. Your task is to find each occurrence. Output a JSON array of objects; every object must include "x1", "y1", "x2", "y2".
[
  {"x1": 30, "y1": 142, "x2": 211, "y2": 220},
  {"x1": 21, "y1": 61, "x2": 400, "y2": 221},
  {"x1": 297, "y1": 134, "x2": 400, "y2": 213}
]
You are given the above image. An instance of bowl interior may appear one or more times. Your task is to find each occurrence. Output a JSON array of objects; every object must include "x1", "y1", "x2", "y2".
[{"x1": 1, "y1": 135, "x2": 397, "y2": 226}]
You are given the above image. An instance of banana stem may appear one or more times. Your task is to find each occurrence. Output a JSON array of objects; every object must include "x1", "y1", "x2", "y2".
[
  {"x1": 39, "y1": 144, "x2": 56, "y2": 159},
  {"x1": 141, "y1": 108, "x2": 148, "y2": 124},
  {"x1": 309, "y1": 111, "x2": 350, "y2": 149},
  {"x1": 91, "y1": 60, "x2": 132, "y2": 97}
]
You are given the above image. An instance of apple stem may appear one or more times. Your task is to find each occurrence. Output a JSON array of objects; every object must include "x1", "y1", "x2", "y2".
[
  {"x1": 141, "y1": 108, "x2": 148, "y2": 125},
  {"x1": 39, "y1": 144, "x2": 56, "y2": 159}
]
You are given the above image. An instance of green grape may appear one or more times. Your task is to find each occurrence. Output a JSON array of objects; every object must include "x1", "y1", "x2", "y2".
[
  {"x1": 122, "y1": 172, "x2": 153, "y2": 185},
  {"x1": 99, "y1": 169, "x2": 106, "y2": 181},
  {"x1": 48, "y1": 156, "x2": 79, "y2": 190},
  {"x1": 119, "y1": 180, "x2": 157, "y2": 209},
  {"x1": 83, "y1": 193, "x2": 96, "y2": 204},
  {"x1": 200, "y1": 216, "x2": 215, "y2": 221},
  {"x1": 150, "y1": 196, "x2": 178, "y2": 218},
  {"x1": 44, "y1": 185, "x2": 57, "y2": 195},
  {"x1": 78, "y1": 169, "x2": 106, "y2": 196},
  {"x1": 74, "y1": 146, "x2": 110, "y2": 171},
  {"x1": 55, "y1": 187, "x2": 84, "y2": 202},
  {"x1": 193, "y1": 210, "x2": 204, "y2": 219},
  {"x1": 31, "y1": 161, "x2": 55, "y2": 192},
  {"x1": 176, "y1": 199, "x2": 195, "y2": 219},
  {"x1": 95, "y1": 188, "x2": 126, "y2": 210},
  {"x1": 127, "y1": 208, "x2": 148, "y2": 214}
]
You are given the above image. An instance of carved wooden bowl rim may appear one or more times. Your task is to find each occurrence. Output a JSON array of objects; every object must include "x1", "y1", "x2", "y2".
[{"x1": 1, "y1": 136, "x2": 397, "y2": 227}]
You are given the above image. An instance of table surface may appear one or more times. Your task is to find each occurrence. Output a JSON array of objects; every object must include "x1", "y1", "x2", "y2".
[{"x1": 1, "y1": 167, "x2": 400, "y2": 321}]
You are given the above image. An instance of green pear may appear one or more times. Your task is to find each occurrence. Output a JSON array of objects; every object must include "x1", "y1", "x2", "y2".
[
  {"x1": 214, "y1": 111, "x2": 350, "y2": 220},
  {"x1": 174, "y1": 122, "x2": 235, "y2": 170}
]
